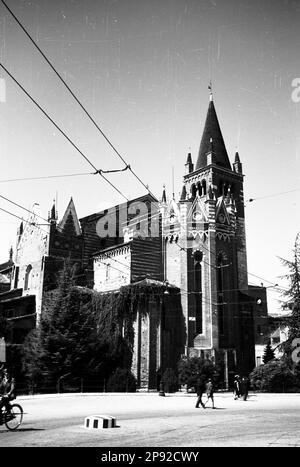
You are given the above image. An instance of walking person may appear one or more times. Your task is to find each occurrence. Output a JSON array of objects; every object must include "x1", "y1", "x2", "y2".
[
  {"x1": 195, "y1": 376, "x2": 206, "y2": 409},
  {"x1": 233, "y1": 374, "x2": 241, "y2": 400},
  {"x1": 204, "y1": 378, "x2": 215, "y2": 409},
  {"x1": 240, "y1": 376, "x2": 249, "y2": 401}
]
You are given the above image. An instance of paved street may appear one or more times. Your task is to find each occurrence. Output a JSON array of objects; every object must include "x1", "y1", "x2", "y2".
[{"x1": 0, "y1": 392, "x2": 300, "y2": 447}]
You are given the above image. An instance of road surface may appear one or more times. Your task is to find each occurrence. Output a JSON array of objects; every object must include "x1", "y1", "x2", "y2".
[{"x1": 0, "y1": 392, "x2": 300, "y2": 447}]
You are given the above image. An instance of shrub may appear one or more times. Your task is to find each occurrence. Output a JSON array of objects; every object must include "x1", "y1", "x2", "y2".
[
  {"x1": 106, "y1": 368, "x2": 137, "y2": 392},
  {"x1": 250, "y1": 360, "x2": 300, "y2": 392},
  {"x1": 177, "y1": 356, "x2": 220, "y2": 390}
]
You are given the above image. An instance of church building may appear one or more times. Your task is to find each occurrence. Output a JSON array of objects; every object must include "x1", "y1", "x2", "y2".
[
  {"x1": 1, "y1": 91, "x2": 267, "y2": 389},
  {"x1": 161, "y1": 91, "x2": 258, "y2": 386}
]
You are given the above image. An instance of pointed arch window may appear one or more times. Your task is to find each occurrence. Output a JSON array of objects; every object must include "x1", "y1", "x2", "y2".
[
  {"x1": 217, "y1": 253, "x2": 225, "y2": 335},
  {"x1": 24, "y1": 264, "x2": 32, "y2": 291},
  {"x1": 13, "y1": 266, "x2": 19, "y2": 289},
  {"x1": 194, "y1": 250, "x2": 203, "y2": 334}
]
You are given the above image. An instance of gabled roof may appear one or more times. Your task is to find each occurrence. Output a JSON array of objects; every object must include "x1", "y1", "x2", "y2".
[
  {"x1": 80, "y1": 193, "x2": 158, "y2": 224},
  {"x1": 0, "y1": 259, "x2": 13, "y2": 273},
  {"x1": 58, "y1": 198, "x2": 81, "y2": 236},
  {"x1": 196, "y1": 99, "x2": 231, "y2": 170}
]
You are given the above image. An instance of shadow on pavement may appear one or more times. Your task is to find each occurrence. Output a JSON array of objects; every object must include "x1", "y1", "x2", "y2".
[
  {"x1": 206, "y1": 407, "x2": 226, "y2": 410},
  {"x1": 13, "y1": 428, "x2": 45, "y2": 432}
]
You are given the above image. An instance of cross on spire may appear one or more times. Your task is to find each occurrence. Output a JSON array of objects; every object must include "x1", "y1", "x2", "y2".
[{"x1": 208, "y1": 80, "x2": 213, "y2": 101}]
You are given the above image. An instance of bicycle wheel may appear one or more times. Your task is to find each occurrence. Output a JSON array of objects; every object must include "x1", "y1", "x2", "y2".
[{"x1": 5, "y1": 404, "x2": 23, "y2": 431}]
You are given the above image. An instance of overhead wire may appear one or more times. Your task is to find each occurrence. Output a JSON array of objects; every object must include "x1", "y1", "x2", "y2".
[
  {"x1": 1, "y1": 0, "x2": 156, "y2": 200},
  {"x1": 0, "y1": 168, "x2": 130, "y2": 184},
  {"x1": 0, "y1": 205, "x2": 49, "y2": 235},
  {"x1": 0, "y1": 62, "x2": 128, "y2": 201}
]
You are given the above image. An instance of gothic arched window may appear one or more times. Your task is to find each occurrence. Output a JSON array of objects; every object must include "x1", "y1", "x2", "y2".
[
  {"x1": 194, "y1": 251, "x2": 203, "y2": 334},
  {"x1": 217, "y1": 253, "x2": 225, "y2": 335},
  {"x1": 24, "y1": 264, "x2": 32, "y2": 291}
]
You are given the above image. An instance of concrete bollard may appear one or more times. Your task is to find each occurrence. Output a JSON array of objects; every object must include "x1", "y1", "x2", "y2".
[{"x1": 84, "y1": 415, "x2": 117, "y2": 429}]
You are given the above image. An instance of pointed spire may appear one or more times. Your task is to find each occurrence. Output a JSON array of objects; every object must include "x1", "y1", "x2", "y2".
[
  {"x1": 208, "y1": 80, "x2": 213, "y2": 102},
  {"x1": 195, "y1": 96, "x2": 231, "y2": 171},
  {"x1": 161, "y1": 184, "x2": 167, "y2": 204},
  {"x1": 48, "y1": 199, "x2": 57, "y2": 223},
  {"x1": 233, "y1": 151, "x2": 243, "y2": 174},
  {"x1": 185, "y1": 151, "x2": 194, "y2": 174},
  {"x1": 180, "y1": 185, "x2": 187, "y2": 201},
  {"x1": 186, "y1": 153, "x2": 192, "y2": 164},
  {"x1": 18, "y1": 221, "x2": 23, "y2": 236}
]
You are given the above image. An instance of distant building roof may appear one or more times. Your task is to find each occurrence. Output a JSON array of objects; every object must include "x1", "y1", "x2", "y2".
[
  {"x1": 0, "y1": 259, "x2": 13, "y2": 273},
  {"x1": 0, "y1": 274, "x2": 10, "y2": 284}
]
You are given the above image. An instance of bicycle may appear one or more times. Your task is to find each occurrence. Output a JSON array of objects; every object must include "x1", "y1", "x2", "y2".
[{"x1": 0, "y1": 400, "x2": 23, "y2": 430}]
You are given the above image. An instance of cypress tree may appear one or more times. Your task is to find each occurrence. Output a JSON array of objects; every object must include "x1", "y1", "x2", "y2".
[{"x1": 262, "y1": 340, "x2": 275, "y2": 364}]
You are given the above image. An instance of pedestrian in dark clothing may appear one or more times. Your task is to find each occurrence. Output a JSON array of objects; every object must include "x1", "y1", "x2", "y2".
[
  {"x1": 204, "y1": 379, "x2": 215, "y2": 409},
  {"x1": 195, "y1": 377, "x2": 206, "y2": 409},
  {"x1": 233, "y1": 375, "x2": 241, "y2": 400},
  {"x1": 240, "y1": 376, "x2": 249, "y2": 401}
]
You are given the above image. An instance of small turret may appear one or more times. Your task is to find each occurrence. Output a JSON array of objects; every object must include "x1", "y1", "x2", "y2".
[
  {"x1": 233, "y1": 151, "x2": 243, "y2": 174},
  {"x1": 185, "y1": 152, "x2": 194, "y2": 174},
  {"x1": 17, "y1": 221, "x2": 23, "y2": 245},
  {"x1": 161, "y1": 184, "x2": 167, "y2": 204},
  {"x1": 180, "y1": 185, "x2": 187, "y2": 201},
  {"x1": 9, "y1": 246, "x2": 13, "y2": 262},
  {"x1": 48, "y1": 199, "x2": 57, "y2": 224}
]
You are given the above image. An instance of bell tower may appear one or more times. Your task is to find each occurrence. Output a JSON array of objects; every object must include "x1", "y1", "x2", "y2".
[{"x1": 175, "y1": 90, "x2": 250, "y2": 383}]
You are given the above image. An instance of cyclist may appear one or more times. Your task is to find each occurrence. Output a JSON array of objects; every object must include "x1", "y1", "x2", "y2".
[{"x1": 0, "y1": 368, "x2": 16, "y2": 423}]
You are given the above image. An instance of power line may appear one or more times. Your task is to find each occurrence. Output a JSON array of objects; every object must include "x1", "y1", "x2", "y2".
[
  {"x1": 0, "y1": 192, "x2": 287, "y2": 293},
  {"x1": 247, "y1": 188, "x2": 300, "y2": 204},
  {"x1": 0, "y1": 193, "x2": 49, "y2": 225},
  {"x1": 94, "y1": 251, "x2": 131, "y2": 270},
  {"x1": 0, "y1": 192, "x2": 81, "y2": 241},
  {"x1": 0, "y1": 167, "x2": 130, "y2": 184},
  {"x1": 0, "y1": 62, "x2": 128, "y2": 201},
  {"x1": 0, "y1": 206, "x2": 24, "y2": 223},
  {"x1": 1, "y1": 0, "x2": 156, "y2": 199},
  {"x1": 0, "y1": 172, "x2": 93, "y2": 183},
  {"x1": 0, "y1": 205, "x2": 48, "y2": 235},
  {"x1": 171, "y1": 236, "x2": 287, "y2": 291}
]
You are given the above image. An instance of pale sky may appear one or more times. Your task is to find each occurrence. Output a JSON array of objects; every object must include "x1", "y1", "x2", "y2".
[{"x1": 1, "y1": 0, "x2": 300, "y2": 314}]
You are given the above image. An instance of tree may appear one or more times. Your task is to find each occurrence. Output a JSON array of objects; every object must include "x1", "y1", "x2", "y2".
[
  {"x1": 279, "y1": 243, "x2": 300, "y2": 358},
  {"x1": 262, "y1": 340, "x2": 275, "y2": 364},
  {"x1": 177, "y1": 356, "x2": 220, "y2": 390},
  {"x1": 0, "y1": 314, "x2": 11, "y2": 340},
  {"x1": 22, "y1": 261, "x2": 106, "y2": 392},
  {"x1": 106, "y1": 368, "x2": 137, "y2": 392},
  {"x1": 250, "y1": 359, "x2": 300, "y2": 392}
]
